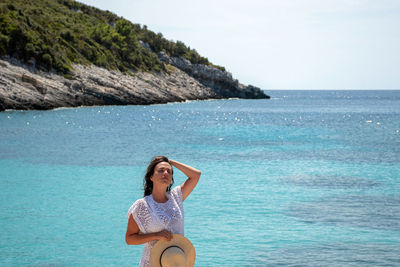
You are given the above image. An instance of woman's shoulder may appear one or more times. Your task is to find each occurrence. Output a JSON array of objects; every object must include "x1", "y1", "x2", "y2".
[
  {"x1": 132, "y1": 196, "x2": 150, "y2": 207},
  {"x1": 128, "y1": 196, "x2": 149, "y2": 212},
  {"x1": 168, "y1": 185, "x2": 181, "y2": 195},
  {"x1": 127, "y1": 196, "x2": 149, "y2": 219},
  {"x1": 169, "y1": 186, "x2": 182, "y2": 202}
]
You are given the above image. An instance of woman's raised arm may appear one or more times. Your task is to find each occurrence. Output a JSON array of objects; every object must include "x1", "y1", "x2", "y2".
[{"x1": 169, "y1": 159, "x2": 201, "y2": 201}]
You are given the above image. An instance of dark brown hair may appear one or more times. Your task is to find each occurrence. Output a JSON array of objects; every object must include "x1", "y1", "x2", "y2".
[{"x1": 143, "y1": 156, "x2": 174, "y2": 196}]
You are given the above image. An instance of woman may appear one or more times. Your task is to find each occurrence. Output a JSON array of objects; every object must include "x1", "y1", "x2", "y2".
[{"x1": 126, "y1": 156, "x2": 201, "y2": 267}]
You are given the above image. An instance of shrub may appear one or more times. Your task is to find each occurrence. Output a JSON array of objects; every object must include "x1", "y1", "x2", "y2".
[{"x1": 1, "y1": 0, "x2": 226, "y2": 75}]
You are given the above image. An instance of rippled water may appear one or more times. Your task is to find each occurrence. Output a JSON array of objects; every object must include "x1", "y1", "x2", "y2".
[{"x1": 0, "y1": 90, "x2": 399, "y2": 266}]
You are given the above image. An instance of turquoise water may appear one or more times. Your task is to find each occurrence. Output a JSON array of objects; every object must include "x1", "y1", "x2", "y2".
[{"x1": 1, "y1": 90, "x2": 399, "y2": 266}]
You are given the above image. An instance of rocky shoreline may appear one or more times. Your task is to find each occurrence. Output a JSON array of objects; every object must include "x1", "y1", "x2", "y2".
[{"x1": 0, "y1": 56, "x2": 269, "y2": 112}]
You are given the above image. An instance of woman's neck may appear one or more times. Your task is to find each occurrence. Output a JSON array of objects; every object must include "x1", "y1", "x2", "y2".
[{"x1": 152, "y1": 186, "x2": 168, "y2": 203}]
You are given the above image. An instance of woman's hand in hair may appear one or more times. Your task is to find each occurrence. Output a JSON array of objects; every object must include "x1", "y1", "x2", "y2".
[{"x1": 169, "y1": 159, "x2": 201, "y2": 201}]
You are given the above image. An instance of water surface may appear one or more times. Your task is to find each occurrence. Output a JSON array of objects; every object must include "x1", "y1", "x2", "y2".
[{"x1": 1, "y1": 90, "x2": 399, "y2": 266}]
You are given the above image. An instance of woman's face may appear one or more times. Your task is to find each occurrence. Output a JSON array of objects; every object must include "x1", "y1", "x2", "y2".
[{"x1": 151, "y1": 162, "x2": 173, "y2": 187}]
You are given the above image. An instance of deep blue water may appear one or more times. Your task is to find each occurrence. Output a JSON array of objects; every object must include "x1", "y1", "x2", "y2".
[{"x1": 0, "y1": 90, "x2": 399, "y2": 266}]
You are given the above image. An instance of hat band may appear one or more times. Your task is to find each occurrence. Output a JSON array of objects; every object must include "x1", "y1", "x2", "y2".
[{"x1": 160, "y1": 246, "x2": 185, "y2": 266}]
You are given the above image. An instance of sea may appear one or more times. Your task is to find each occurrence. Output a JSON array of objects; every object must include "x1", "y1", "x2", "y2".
[{"x1": 0, "y1": 90, "x2": 399, "y2": 266}]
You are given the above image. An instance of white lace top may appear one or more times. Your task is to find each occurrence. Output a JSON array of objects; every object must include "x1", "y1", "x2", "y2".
[{"x1": 127, "y1": 186, "x2": 184, "y2": 267}]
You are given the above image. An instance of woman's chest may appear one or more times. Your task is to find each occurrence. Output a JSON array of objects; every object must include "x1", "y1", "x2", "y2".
[{"x1": 146, "y1": 201, "x2": 184, "y2": 232}]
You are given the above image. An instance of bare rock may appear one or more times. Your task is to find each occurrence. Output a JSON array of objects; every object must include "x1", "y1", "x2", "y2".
[
  {"x1": 154, "y1": 46, "x2": 269, "y2": 99},
  {"x1": 21, "y1": 73, "x2": 47, "y2": 94},
  {"x1": 71, "y1": 81, "x2": 83, "y2": 92},
  {"x1": 0, "y1": 58, "x2": 219, "y2": 111},
  {"x1": 0, "y1": 50, "x2": 269, "y2": 111},
  {"x1": 21, "y1": 73, "x2": 38, "y2": 87}
]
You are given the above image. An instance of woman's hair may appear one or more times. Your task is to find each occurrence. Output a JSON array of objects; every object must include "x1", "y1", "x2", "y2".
[{"x1": 143, "y1": 156, "x2": 174, "y2": 196}]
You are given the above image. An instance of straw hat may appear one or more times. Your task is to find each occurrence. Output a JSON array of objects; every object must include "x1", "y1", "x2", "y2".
[{"x1": 150, "y1": 234, "x2": 195, "y2": 267}]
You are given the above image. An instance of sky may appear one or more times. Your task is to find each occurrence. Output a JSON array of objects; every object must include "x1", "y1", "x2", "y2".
[{"x1": 79, "y1": 0, "x2": 400, "y2": 90}]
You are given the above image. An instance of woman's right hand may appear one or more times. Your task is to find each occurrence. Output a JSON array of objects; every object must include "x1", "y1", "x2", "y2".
[
  {"x1": 155, "y1": 230, "x2": 172, "y2": 241},
  {"x1": 126, "y1": 215, "x2": 173, "y2": 245}
]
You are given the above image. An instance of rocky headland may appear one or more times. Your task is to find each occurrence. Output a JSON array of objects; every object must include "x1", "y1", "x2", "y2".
[
  {"x1": 0, "y1": 0, "x2": 269, "y2": 111},
  {"x1": 0, "y1": 55, "x2": 269, "y2": 112},
  {"x1": 157, "y1": 50, "x2": 265, "y2": 99}
]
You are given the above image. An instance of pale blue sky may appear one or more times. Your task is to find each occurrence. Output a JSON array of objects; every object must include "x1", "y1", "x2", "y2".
[{"x1": 79, "y1": 0, "x2": 400, "y2": 89}]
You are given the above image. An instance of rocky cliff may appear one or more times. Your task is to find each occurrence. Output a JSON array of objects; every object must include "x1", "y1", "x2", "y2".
[
  {"x1": 157, "y1": 51, "x2": 266, "y2": 99},
  {"x1": 0, "y1": 0, "x2": 270, "y2": 111},
  {"x1": 0, "y1": 56, "x2": 269, "y2": 111}
]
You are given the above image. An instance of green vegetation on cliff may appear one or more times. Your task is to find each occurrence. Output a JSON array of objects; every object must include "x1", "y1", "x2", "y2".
[{"x1": 0, "y1": 0, "x2": 225, "y2": 74}]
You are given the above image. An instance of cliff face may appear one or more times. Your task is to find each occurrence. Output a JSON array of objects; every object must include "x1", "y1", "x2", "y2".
[
  {"x1": 0, "y1": 58, "x2": 218, "y2": 111},
  {"x1": 157, "y1": 51, "x2": 267, "y2": 99},
  {"x1": 0, "y1": 56, "x2": 269, "y2": 111}
]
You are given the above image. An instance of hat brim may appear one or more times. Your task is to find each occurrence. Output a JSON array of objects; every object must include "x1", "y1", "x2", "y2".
[{"x1": 150, "y1": 234, "x2": 195, "y2": 267}]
